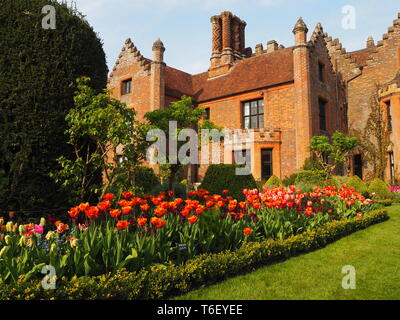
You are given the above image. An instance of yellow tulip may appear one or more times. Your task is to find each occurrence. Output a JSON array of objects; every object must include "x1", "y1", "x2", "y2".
[
  {"x1": 4, "y1": 235, "x2": 11, "y2": 245},
  {"x1": 5, "y1": 221, "x2": 13, "y2": 232}
]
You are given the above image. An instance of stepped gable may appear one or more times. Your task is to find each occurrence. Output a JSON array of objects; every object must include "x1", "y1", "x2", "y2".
[
  {"x1": 308, "y1": 23, "x2": 336, "y2": 75},
  {"x1": 108, "y1": 38, "x2": 151, "y2": 83},
  {"x1": 360, "y1": 12, "x2": 400, "y2": 70},
  {"x1": 323, "y1": 32, "x2": 361, "y2": 81}
]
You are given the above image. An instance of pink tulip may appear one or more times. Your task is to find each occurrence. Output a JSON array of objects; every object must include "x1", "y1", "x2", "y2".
[{"x1": 34, "y1": 224, "x2": 44, "y2": 234}]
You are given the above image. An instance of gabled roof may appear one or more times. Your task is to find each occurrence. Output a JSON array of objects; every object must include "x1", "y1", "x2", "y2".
[{"x1": 164, "y1": 47, "x2": 294, "y2": 103}]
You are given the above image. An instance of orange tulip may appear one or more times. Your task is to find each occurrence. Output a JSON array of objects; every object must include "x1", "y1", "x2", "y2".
[
  {"x1": 188, "y1": 215, "x2": 198, "y2": 224},
  {"x1": 117, "y1": 220, "x2": 130, "y2": 231},
  {"x1": 154, "y1": 207, "x2": 167, "y2": 217},
  {"x1": 195, "y1": 205, "x2": 205, "y2": 215},
  {"x1": 121, "y1": 191, "x2": 133, "y2": 199},
  {"x1": 68, "y1": 207, "x2": 80, "y2": 218},
  {"x1": 137, "y1": 217, "x2": 147, "y2": 227},
  {"x1": 78, "y1": 202, "x2": 90, "y2": 212},
  {"x1": 85, "y1": 206, "x2": 99, "y2": 219},
  {"x1": 243, "y1": 227, "x2": 252, "y2": 236},
  {"x1": 150, "y1": 217, "x2": 166, "y2": 229},
  {"x1": 103, "y1": 193, "x2": 114, "y2": 201},
  {"x1": 121, "y1": 206, "x2": 132, "y2": 215},
  {"x1": 98, "y1": 200, "x2": 111, "y2": 212},
  {"x1": 140, "y1": 204, "x2": 150, "y2": 212},
  {"x1": 57, "y1": 223, "x2": 69, "y2": 234},
  {"x1": 110, "y1": 209, "x2": 121, "y2": 218}
]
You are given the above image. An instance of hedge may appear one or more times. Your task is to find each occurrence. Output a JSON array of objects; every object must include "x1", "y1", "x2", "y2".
[
  {"x1": 264, "y1": 175, "x2": 282, "y2": 188},
  {"x1": 368, "y1": 178, "x2": 393, "y2": 200},
  {"x1": 0, "y1": 208, "x2": 388, "y2": 300},
  {"x1": 346, "y1": 175, "x2": 368, "y2": 195},
  {"x1": 199, "y1": 164, "x2": 257, "y2": 201}
]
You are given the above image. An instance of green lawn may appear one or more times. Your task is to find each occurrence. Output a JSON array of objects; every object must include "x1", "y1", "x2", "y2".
[{"x1": 175, "y1": 205, "x2": 400, "y2": 300}]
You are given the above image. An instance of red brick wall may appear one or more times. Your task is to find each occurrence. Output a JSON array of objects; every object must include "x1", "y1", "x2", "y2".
[
  {"x1": 197, "y1": 84, "x2": 296, "y2": 181},
  {"x1": 347, "y1": 24, "x2": 400, "y2": 180},
  {"x1": 107, "y1": 45, "x2": 152, "y2": 122},
  {"x1": 309, "y1": 36, "x2": 347, "y2": 137}
]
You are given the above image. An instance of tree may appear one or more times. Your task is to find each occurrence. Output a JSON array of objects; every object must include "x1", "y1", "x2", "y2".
[
  {"x1": 51, "y1": 77, "x2": 150, "y2": 202},
  {"x1": 357, "y1": 84, "x2": 392, "y2": 180},
  {"x1": 309, "y1": 131, "x2": 358, "y2": 180},
  {"x1": 145, "y1": 96, "x2": 221, "y2": 190},
  {"x1": 0, "y1": 0, "x2": 108, "y2": 212}
]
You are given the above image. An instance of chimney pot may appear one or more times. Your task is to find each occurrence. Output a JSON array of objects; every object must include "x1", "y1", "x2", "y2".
[
  {"x1": 267, "y1": 40, "x2": 278, "y2": 53},
  {"x1": 366, "y1": 36, "x2": 375, "y2": 48}
]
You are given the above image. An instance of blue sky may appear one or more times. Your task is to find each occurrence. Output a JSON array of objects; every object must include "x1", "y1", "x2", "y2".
[{"x1": 70, "y1": 0, "x2": 400, "y2": 75}]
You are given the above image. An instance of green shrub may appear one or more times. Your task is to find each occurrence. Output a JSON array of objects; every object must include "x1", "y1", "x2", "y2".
[
  {"x1": 150, "y1": 182, "x2": 187, "y2": 199},
  {"x1": 108, "y1": 166, "x2": 160, "y2": 196},
  {"x1": 302, "y1": 157, "x2": 323, "y2": 171},
  {"x1": 346, "y1": 176, "x2": 368, "y2": 194},
  {"x1": 199, "y1": 164, "x2": 257, "y2": 201},
  {"x1": 332, "y1": 175, "x2": 349, "y2": 189},
  {"x1": 375, "y1": 199, "x2": 394, "y2": 207},
  {"x1": 133, "y1": 167, "x2": 160, "y2": 194},
  {"x1": 0, "y1": 0, "x2": 108, "y2": 213},
  {"x1": 368, "y1": 178, "x2": 392, "y2": 200},
  {"x1": 264, "y1": 175, "x2": 282, "y2": 188},
  {"x1": 392, "y1": 192, "x2": 400, "y2": 203},
  {"x1": 282, "y1": 173, "x2": 298, "y2": 187},
  {"x1": 0, "y1": 208, "x2": 387, "y2": 300},
  {"x1": 295, "y1": 170, "x2": 325, "y2": 188}
]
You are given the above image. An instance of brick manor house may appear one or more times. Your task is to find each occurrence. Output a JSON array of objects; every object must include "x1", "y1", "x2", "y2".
[{"x1": 108, "y1": 11, "x2": 400, "y2": 183}]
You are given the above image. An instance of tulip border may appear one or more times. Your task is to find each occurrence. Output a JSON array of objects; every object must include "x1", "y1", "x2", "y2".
[{"x1": 0, "y1": 208, "x2": 388, "y2": 300}]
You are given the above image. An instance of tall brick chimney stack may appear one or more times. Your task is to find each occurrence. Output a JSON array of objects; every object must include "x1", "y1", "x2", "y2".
[
  {"x1": 292, "y1": 17, "x2": 312, "y2": 169},
  {"x1": 150, "y1": 39, "x2": 165, "y2": 111},
  {"x1": 209, "y1": 11, "x2": 246, "y2": 78}
]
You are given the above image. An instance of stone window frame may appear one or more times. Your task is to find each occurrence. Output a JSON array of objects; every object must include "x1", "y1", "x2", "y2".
[
  {"x1": 121, "y1": 78, "x2": 132, "y2": 95},
  {"x1": 242, "y1": 98, "x2": 264, "y2": 129}
]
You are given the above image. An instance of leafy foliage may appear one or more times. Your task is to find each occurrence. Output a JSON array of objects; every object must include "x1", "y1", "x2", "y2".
[
  {"x1": 351, "y1": 84, "x2": 392, "y2": 181},
  {"x1": 109, "y1": 166, "x2": 160, "y2": 197},
  {"x1": 199, "y1": 165, "x2": 257, "y2": 201},
  {"x1": 346, "y1": 176, "x2": 368, "y2": 195},
  {"x1": 0, "y1": 0, "x2": 108, "y2": 213},
  {"x1": 0, "y1": 209, "x2": 388, "y2": 300},
  {"x1": 264, "y1": 175, "x2": 283, "y2": 188},
  {"x1": 302, "y1": 157, "x2": 324, "y2": 171},
  {"x1": 145, "y1": 96, "x2": 222, "y2": 189},
  {"x1": 282, "y1": 173, "x2": 298, "y2": 187},
  {"x1": 368, "y1": 178, "x2": 392, "y2": 200},
  {"x1": 51, "y1": 77, "x2": 150, "y2": 202},
  {"x1": 295, "y1": 170, "x2": 325, "y2": 188},
  {"x1": 309, "y1": 131, "x2": 358, "y2": 180}
]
